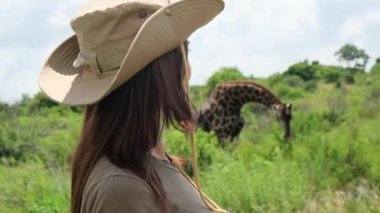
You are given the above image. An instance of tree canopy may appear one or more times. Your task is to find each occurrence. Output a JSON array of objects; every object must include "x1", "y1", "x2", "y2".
[
  {"x1": 370, "y1": 57, "x2": 380, "y2": 75},
  {"x1": 206, "y1": 67, "x2": 247, "y2": 94},
  {"x1": 335, "y1": 44, "x2": 370, "y2": 71},
  {"x1": 284, "y1": 60, "x2": 318, "y2": 81}
]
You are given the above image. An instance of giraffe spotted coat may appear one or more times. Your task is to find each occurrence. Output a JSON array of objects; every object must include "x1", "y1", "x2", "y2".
[{"x1": 196, "y1": 80, "x2": 292, "y2": 145}]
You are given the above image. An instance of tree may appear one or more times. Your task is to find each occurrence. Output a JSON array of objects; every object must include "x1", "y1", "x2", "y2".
[
  {"x1": 370, "y1": 57, "x2": 380, "y2": 75},
  {"x1": 316, "y1": 66, "x2": 343, "y2": 83},
  {"x1": 17, "y1": 92, "x2": 59, "y2": 114},
  {"x1": 284, "y1": 60, "x2": 318, "y2": 81},
  {"x1": 206, "y1": 67, "x2": 247, "y2": 94},
  {"x1": 335, "y1": 44, "x2": 370, "y2": 71},
  {"x1": 0, "y1": 102, "x2": 10, "y2": 119}
]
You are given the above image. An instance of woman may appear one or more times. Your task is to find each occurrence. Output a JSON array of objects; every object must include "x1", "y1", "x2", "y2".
[{"x1": 39, "y1": 0, "x2": 226, "y2": 212}]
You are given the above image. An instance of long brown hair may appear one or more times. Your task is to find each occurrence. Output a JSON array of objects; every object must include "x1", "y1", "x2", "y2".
[{"x1": 71, "y1": 43, "x2": 193, "y2": 213}]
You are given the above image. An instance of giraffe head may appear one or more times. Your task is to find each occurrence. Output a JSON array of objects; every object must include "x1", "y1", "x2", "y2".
[{"x1": 273, "y1": 103, "x2": 292, "y2": 140}]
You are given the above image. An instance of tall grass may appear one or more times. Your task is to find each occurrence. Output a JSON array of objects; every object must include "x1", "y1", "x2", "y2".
[
  {"x1": 0, "y1": 161, "x2": 70, "y2": 213},
  {"x1": 1, "y1": 73, "x2": 380, "y2": 212}
]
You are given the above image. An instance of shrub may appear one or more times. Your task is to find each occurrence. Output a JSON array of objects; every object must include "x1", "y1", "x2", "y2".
[
  {"x1": 282, "y1": 75, "x2": 305, "y2": 88},
  {"x1": 369, "y1": 58, "x2": 380, "y2": 75},
  {"x1": 1, "y1": 64, "x2": 380, "y2": 213},
  {"x1": 344, "y1": 72, "x2": 355, "y2": 84},
  {"x1": 284, "y1": 60, "x2": 318, "y2": 81},
  {"x1": 304, "y1": 80, "x2": 318, "y2": 92},
  {"x1": 317, "y1": 66, "x2": 343, "y2": 83},
  {"x1": 163, "y1": 129, "x2": 222, "y2": 175},
  {"x1": 0, "y1": 111, "x2": 81, "y2": 167},
  {"x1": 206, "y1": 67, "x2": 246, "y2": 94},
  {"x1": 267, "y1": 73, "x2": 284, "y2": 87},
  {"x1": 202, "y1": 141, "x2": 311, "y2": 212},
  {"x1": 190, "y1": 85, "x2": 208, "y2": 107},
  {"x1": 273, "y1": 84, "x2": 304, "y2": 100},
  {"x1": 0, "y1": 162, "x2": 70, "y2": 212}
]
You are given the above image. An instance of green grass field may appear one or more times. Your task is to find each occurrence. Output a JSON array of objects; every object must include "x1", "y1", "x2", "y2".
[{"x1": 1, "y1": 67, "x2": 380, "y2": 212}]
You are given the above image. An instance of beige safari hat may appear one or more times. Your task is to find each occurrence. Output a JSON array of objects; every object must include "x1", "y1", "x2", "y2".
[{"x1": 39, "y1": 0, "x2": 224, "y2": 106}]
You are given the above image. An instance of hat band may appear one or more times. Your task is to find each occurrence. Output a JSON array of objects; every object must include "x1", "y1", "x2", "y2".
[{"x1": 73, "y1": 51, "x2": 124, "y2": 73}]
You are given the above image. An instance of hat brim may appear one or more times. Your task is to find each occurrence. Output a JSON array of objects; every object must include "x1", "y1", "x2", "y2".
[{"x1": 39, "y1": 0, "x2": 224, "y2": 106}]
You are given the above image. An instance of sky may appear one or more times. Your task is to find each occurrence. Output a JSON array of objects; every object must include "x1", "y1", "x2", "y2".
[{"x1": 0, "y1": 0, "x2": 380, "y2": 103}]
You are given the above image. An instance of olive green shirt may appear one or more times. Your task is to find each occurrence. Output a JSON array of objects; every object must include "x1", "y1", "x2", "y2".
[{"x1": 80, "y1": 156, "x2": 211, "y2": 213}]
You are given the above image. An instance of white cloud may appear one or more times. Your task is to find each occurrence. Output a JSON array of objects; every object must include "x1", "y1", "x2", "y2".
[
  {"x1": 48, "y1": 0, "x2": 87, "y2": 28},
  {"x1": 230, "y1": 0, "x2": 317, "y2": 42},
  {"x1": 48, "y1": 10, "x2": 70, "y2": 28},
  {"x1": 0, "y1": 0, "x2": 87, "y2": 102},
  {"x1": 190, "y1": 50, "x2": 286, "y2": 85},
  {"x1": 0, "y1": 44, "x2": 56, "y2": 103},
  {"x1": 308, "y1": 43, "x2": 341, "y2": 66},
  {"x1": 1, "y1": 0, "x2": 380, "y2": 102},
  {"x1": 0, "y1": 0, "x2": 29, "y2": 8},
  {"x1": 341, "y1": 12, "x2": 380, "y2": 37},
  {"x1": 189, "y1": 0, "x2": 318, "y2": 82},
  {"x1": 338, "y1": 10, "x2": 380, "y2": 70},
  {"x1": 0, "y1": 50, "x2": 16, "y2": 82},
  {"x1": 0, "y1": 0, "x2": 30, "y2": 34}
]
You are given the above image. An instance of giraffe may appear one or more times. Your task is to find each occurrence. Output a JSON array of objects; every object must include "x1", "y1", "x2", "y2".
[{"x1": 196, "y1": 80, "x2": 292, "y2": 146}]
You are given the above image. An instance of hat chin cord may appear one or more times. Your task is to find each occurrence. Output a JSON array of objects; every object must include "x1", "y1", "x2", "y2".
[{"x1": 179, "y1": 44, "x2": 227, "y2": 213}]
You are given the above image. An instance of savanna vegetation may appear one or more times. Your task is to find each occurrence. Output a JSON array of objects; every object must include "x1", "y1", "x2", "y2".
[{"x1": 1, "y1": 44, "x2": 380, "y2": 212}]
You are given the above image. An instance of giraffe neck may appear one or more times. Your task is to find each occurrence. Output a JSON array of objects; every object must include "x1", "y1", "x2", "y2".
[{"x1": 221, "y1": 81, "x2": 283, "y2": 108}]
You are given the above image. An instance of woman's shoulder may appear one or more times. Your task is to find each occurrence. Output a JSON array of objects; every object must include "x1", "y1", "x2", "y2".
[
  {"x1": 87, "y1": 156, "x2": 149, "y2": 189},
  {"x1": 81, "y1": 156, "x2": 159, "y2": 213}
]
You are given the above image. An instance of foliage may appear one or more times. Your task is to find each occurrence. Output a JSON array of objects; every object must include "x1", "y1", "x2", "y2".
[
  {"x1": 0, "y1": 93, "x2": 81, "y2": 167},
  {"x1": 283, "y1": 60, "x2": 355, "y2": 86},
  {"x1": 202, "y1": 140, "x2": 310, "y2": 212},
  {"x1": 344, "y1": 72, "x2": 356, "y2": 84},
  {"x1": 302, "y1": 180, "x2": 380, "y2": 212},
  {"x1": 164, "y1": 129, "x2": 222, "y2": 175},
  {"x1": 0, "y1": 161, "x2": 70, "y2": 212},
  {"x1": 281, "y1": 75, "x2": 305, "y2": 88},
  {"x1": 316, "y1": 65, "x2": 343, "y2": 83},
  {"x1": 304, "y1": 80, "x2": 318, "y2": 92},
  {"x1": 205, "y1": 67, "x2": 246, "y2": 94},
  {"x1": 1, "y1": 63, "x2": 380, "y2": 212},
  {"x1": 272, "y1": 83, "x2": 305, "y2": 100},
  {"x1": 284, "y1": 60, "x2": 318, "y2": 81},
  {"x1": 190, "y1": 85, "x2": 208, "y2": 108},
  {"x1": 335, "y1": 44, "x2": 370, "y2": 71},
  {"x1": 370, "y1": 57, "x2": 380, "y2": 75}
]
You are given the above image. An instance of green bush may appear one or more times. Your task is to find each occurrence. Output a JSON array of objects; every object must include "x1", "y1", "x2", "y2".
[
  {"x1": 370, "y1": 58, "x2": 380, "y2": 75},
  {"x1": 163, "y1": 128, "x2": 222, "y2": 175},
  {"x1": 304, "y1": 80, "x2": 318, "y2": 92},
  {"x1": 206, "y1": 67, "x2": 246, "y2": 94},
  {"x1": 282, "y1": 75, "x2": 305, "y2": 88},
  {"x1": 267, "y1": 73, "x2": 284, "y2": 87},
  {"x1": 202, "y1": 140, "x2": 311, "y2": 212},
  {"x1": 0, "y1": 109, "x2": 81, "y2": 167},
  {"x1": 272, "y1": 84, "x2": 304, "y2": 100},
  {"x1": 284, "y1": 60, "x2": 318, "y2": 81},
  {"x1": 1, "y1": 65, "x2": 380, "y2": 212},
  {"x1": 343, "y1": 71, "x2": 356, "y2": 84},
  {"x1": 190, "y1": 85, "x2": 208, "y2": 108},
  {"x1": 0, "y1": 161, "x2": 70, "y2": 213},
  {"x1": 317, "y1": 66, "x2": 343, "y2": 83}
]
